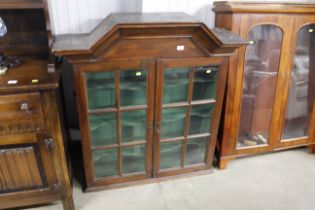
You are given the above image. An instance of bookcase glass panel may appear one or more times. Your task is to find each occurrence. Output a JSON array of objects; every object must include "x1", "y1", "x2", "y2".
[
  {"x1": 185, "y1": 137, "x2": 208, "y2": 165},
  {"x1": 160, "y1": 141, "x2": 183, "y2": 169},
  {"x1": 161, "y1": 107, "x2": 186, "y2": 139},
  {"x1": 122, "y1": 145, "x2": 146, "y2": 174},
  {"x1": 89, "y1": 113, "x2": 117, "y2": 147},
  {"x1": 120, "y1": 70, "x2": 147, "y2": 106},
  {"x1": 192, "y1": 66, "x2": 218, "y2": 101},
  {"x1": 237, "y1": 25, "x2": 282, "y2": 148},
  {"x1": 121, "y1": 110, "x2": 146, "y2": 143},
  {"x1": 86, "y1": 72, "x2": 115, "y2": 110},
  {"x1": 281, "y1": 24, "x2": 315, "y2": 140},
  {"x1": 163, "y1": 68, "x2": 189, "y2": 104},
  {"x1": 93, "y1": 149, "x2": 118, "y2": 178},
  {"x1": 189, "y1": 104, "x2": 214, "y2": 135}
]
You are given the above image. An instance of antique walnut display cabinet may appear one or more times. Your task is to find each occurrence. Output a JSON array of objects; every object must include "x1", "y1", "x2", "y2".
[
  {"x1": 53, "y1": 12, "x2": 247, "y2": 190},
  {"x1": 213, "y1": 2, "x2": 315, "y2": 169},
  {"x1": 0, "y1": 0, "x2": 74, "y2": 209}
]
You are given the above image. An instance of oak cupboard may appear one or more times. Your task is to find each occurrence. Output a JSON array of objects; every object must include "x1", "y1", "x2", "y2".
[
  {"x1": 0, "y1": 0, "x2": 74, "y2": 209},
  {"x1": 53, "y1": 12, "x2": 247, "y2": 190},
  {"x1": 213, "y1": 2, "x2": 315, "y2": 169}
]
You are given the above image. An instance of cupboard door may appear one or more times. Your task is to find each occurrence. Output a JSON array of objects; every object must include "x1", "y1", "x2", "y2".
[
  {"x1": 154, "y1": 58, "x2": 225, "y2": 177},
  {"x1": 79, "y1": 60, "x2": 154, "y2": 185},
  {"x1": 0, "y1": 133, "x2": 56, "y2": 194},
  {"x1": 237, "y1": 25, "x2": 283, "y2": 149},
  {"x1": 281, "y1": 24, "x2": 315, "y2": 141}
]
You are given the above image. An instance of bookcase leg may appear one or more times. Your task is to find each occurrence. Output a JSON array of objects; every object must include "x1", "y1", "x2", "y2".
[
  {"x1": 309, "y1": 145, "x2": 315, "y2": 154},
  {"x1": 218, "y1": 157, "x2": 233, "y2": 170}
]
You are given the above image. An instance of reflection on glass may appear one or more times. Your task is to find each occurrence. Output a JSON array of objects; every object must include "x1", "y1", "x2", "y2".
[
  {"x1": 122, "y1": 145, "x2": 146, "y2": 174},
  {"x1": 86, "y1": 72, "x2": 115, "y2": 110},
  {"x1": 160, "y1": 141, "x2": 183, "y2": 169},
  {"x1": 281, "y1": 24, "x2": 315, "y2": 140},
  {"x1": 185, "y1": 137, "x2": 208, "y2": 165},
  {"x1": 163, "y1": 68, "x2": 189, "y2": 104},
  {"x1": 237, "y1": 25, "x2": 282, "y2": 148},
  {"x1": 189, "y1": 104, "x2": 214, "y2": 135},
  {"x1": 161, "y1": 107, "x2": 186, "y2": 139},
  {"x1": 120, "y1": 70, "x2": 147, "y2": 106},
  {"x1": 89, "y1": 113, "x2": 117, "y2": 146},
  {"x1": 93, "y1": 149, "x2": 118, "y2": 178},
  {"x1": 192, "y1": 66, "x2": 218, "y2": 101},
  {"x1": 121, "y1": 110, "x2": 146, "y2": 142}
]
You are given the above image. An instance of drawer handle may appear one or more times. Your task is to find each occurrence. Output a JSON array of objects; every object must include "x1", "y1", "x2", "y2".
[{"x1": 20, "y1": 103, "x2": 30, "y2": 112}]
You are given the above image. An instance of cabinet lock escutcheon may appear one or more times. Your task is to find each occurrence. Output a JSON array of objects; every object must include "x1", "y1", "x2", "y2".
[{"x1": 44, "y1": 138, "x2": 54, "y2": 149}]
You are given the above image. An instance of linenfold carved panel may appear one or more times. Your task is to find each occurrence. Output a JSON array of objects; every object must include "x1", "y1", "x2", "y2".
[{"x1": 0, "y1": 146, "x2": 45, "y2": 193}]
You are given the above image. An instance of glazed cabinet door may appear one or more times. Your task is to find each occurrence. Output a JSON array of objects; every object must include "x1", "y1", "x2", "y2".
[
  {"x1": 154, "y1": 58, "x2": 227, "y2": 177},
  {"x1": 76, "y1": 60, "x2": 155, "y2": 187},
  {"x1": 280, "y1": 23, "x2": 315, "y2": 143},
  {"x1": 235, "y1": 23, "x2": 284, "y2": 150}
]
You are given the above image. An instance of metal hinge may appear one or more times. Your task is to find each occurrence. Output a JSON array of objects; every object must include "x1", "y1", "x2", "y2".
[
  {"x1": 53, "y1": 182, "x2": 66, "y2": 200},
  {"x1": 44, "y1": 138, "x2": 55, "y2": 150}
]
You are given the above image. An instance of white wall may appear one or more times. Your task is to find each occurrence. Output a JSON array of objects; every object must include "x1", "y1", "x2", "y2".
[
  {"x1": 48, "y1": 0, "x2": 315, "y2": 35},
  {"x1": 142, "y1": 0, "x2": 215, "y2": 29},
  {"x1": 47, "y1": 0, "x2": 142, "y2": 34}
]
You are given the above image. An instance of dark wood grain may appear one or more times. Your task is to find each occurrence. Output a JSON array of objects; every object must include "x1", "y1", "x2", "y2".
[
  {"x1": 54, "y1": 13, "x2": 246, "y2": 190},
  {"x1": 0, "y1": 0, "x2": 74, "y2": 209},
  {"x1": 52, "y1": 12, "x2": 246, "y2": 60}
]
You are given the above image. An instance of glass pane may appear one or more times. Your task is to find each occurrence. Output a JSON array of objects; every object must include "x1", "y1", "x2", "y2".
[
  {"x1": 281, "y1": 24, "x2": 315, "y2": 140},
  {"x1": 192, "y1": 66, "x2": 218, "y2": 101},
  {"x1": 160, "y1": 141, "x2": 183, "y2": 169},
  {"x1": 122, "y1": 145, "x2": 146, "y2": 174},
  {"x1": 86, "y1": 72, "x2": 115, "y2": 110},
  {"x1": 163, "y1": 68, "x2": 189, "y2": 104},
  {"x1": 189, "y1": 104, "x2": 214, "y2": 135},
  {"x1": 93, "y1": 149, "x2": 118, "y2": 178},
  {"x1": 161, "y1": 107, "x2": 186, "y2": 139},
  {"x1": 89, "y1": 113, "x2": 117, "y2": 146},
  {"x1": 120, "y1": 70, "x2": 147, "y2": 106},
  {"x1": 185, "y1": 137, "x2": 208, "y2": 165},
  {"x1": 237, "y1": 25, "x2": 282, "y2": 148},
  {"x1": 121, "y1": 110, "x2": 146, "y2": 143}
]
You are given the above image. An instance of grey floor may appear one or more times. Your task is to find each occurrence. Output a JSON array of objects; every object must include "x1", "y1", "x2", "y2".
[{"x1": 25, "y1": 148, "x2": 315, "y2": 210}]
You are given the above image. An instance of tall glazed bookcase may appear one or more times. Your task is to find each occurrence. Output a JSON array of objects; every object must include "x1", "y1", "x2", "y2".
[{"x1": 213, "y1": 2, "x2": 315, "y2": 169}]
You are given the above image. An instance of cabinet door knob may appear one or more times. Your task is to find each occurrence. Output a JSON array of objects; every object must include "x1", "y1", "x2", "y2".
[{"x1": 20, "y1": 102, "x2": 30, "y2": 112}]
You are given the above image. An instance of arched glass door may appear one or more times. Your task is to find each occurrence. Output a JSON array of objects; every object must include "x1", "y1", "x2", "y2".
[
  {"x1": 237, "y1": 25, "x2": 283, "y2": 148},
  {"x1": 281, "y1": 24, "x2": 315, "y2": 140}
]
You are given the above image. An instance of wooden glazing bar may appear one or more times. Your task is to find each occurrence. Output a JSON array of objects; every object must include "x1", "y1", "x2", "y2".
[
  {"x1": 187, "y1": 133, "x2": 211, "y2": 140},
  {"x1": 114, "y1": 71, "x2": 123, "y2": 177},
  {"x1": 162, "y1": 102, "x2": 189, "y2": 108},
  {"x1": 88, "y1": 108, "x2": 118, "y2": 115},
  {"x1": 160, "y1": 136, "x2": 185, "y2": 143},
  {"x1": 120, "y1": 105, "x2": 147, "y2": 111},
  {"x1": 181, "y1": 67, "x2": 195, "y2": 168},
  {"x1": 190, "y1": 99, "x2": 216, "y2": 105},
  {"x1": 91, "y1": 144, "x2": 119, "y2": 151}
]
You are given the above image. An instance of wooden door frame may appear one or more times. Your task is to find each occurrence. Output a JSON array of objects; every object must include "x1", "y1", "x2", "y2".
[
  {"x1": 276, "y1": 17, "x2": 315, "y2": 149},
  {"x1": 153, "y1": 57, "x2": 227, "y2": 177},
  {"x1": 228, "y1": 14, "x2": 293, "y2": 156},
  {"x1": 73, "y1": 58, "x2": 155, "y2": 189}
]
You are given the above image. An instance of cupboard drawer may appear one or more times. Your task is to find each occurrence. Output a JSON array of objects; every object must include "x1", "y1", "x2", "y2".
[{"x1": 0, "y1": 93, "x2": 45, "y2": 135}]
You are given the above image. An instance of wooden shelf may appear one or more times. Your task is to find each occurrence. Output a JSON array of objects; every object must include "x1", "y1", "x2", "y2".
[{"x1": 0, "y1": 0, "x2": 43, "y2": 9}]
